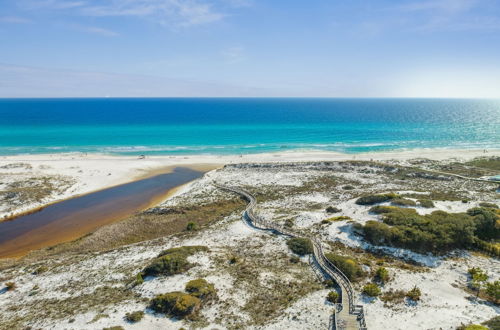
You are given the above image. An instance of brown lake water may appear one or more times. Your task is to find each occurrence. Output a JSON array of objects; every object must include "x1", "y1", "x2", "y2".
[{"x1": 0, "y1": 167, "x2": 204, "y2": 258}]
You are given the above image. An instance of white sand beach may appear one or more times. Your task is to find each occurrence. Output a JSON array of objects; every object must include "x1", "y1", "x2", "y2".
[
  {"x1": 1, "y1": 152, "x2": 498, "y2": 330},
  {"x1": 1, "y1": 148, "x2": 498, "y2": 219}
]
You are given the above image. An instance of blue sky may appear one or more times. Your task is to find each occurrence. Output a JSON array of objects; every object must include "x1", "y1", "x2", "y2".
[{"x1": 1, "y1": 0, "x2": 500, "y2": 97}]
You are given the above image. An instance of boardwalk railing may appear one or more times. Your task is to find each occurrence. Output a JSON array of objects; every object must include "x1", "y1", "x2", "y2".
[{"x1": 216, "y1": 183, "x2": 367, "y2": 330}]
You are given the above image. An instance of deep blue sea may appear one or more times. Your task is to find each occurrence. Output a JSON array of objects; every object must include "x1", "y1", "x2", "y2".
[{"x1": 0, "y1": 98, "x2": 499, "y2": 155}]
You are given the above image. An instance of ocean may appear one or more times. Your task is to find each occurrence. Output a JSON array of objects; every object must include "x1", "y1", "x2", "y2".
[{"x1": 0, "y1": 98, "x2": 499, "y2": 155}]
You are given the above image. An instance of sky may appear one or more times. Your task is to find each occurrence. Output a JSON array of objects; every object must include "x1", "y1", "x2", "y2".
[{"x1": 1, "y1": 0, "x2": 500, "y2": 97}]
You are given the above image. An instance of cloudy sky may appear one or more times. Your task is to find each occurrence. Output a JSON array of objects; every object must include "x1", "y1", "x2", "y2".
[{"x1": 1, "y1": 0, "x2": 500, "y2": 97}]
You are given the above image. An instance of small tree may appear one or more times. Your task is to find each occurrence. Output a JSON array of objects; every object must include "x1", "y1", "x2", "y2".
[
  {"x1": 362, "y1": 283, "x2": 381, "y2": 297},
  {"x1": 485, "y1": 280, "x2": 500, "y2": 302},
  {"x1": 406, "y1": 286, "x2": 421, "y2": 301},
  {"x1": 468, "y1": 267, "x2": 482, "y2": 277},
  {"x1": 326, "y1": 291, "x2": 339, "y2": 303},
  {"x1": 471, "y1": 270, "x2": 489, "y2": 299},
  {"x1": 374, "y1": 267, "x2": 390, "y2": 284}
]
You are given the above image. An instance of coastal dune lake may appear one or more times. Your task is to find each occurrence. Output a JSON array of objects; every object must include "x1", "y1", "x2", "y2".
[{"x1": 0, "y1": 167, "x2": 204, "y2": 258}]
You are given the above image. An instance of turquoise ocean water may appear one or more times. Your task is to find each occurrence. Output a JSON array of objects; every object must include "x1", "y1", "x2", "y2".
[{"x1": 0, "y1": 98, "x2": 499, "y2": 155}]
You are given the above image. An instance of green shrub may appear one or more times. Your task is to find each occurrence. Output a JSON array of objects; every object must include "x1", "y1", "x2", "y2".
[
  {"x1": 369, "y1": 205, "x2": 398, "y2": 214},
  {"x1": 466, "y1": 157, "x2": 500, "y2": 170},
  {"x1": 355, "y1": 193, "x2": 399, "y2": 205},
  {"x1": 380, "y1": 289, "x2": 406, "y2": 304},
  {"x1": 324, "y1": 253, "x2": 364, "y2": 281},
  {"x1": 462, "y1": 325, "x2": 488, "y2": 330},
  {"x1": 467, "y1": 207, "x2": 500, "y2": 240},
  {"x1": 135, "y1": 273, "x2": 144, "y2": 286},
  {"x1": 362, "y1": 283, "x2": 381, "y2": 297},
  {"x1": 343, "y1": 185, "x2": 355, "y2": 190},
  {"x1": 324, "y1": 216, "x2": 351, "y2": 222},
  {"x1": 326, "y1": 206, "x2": 342, "y2": 213},
  {"x1": 406, "y1": 286, "x2": 421, "y2": 301},
  {"x1": 186, "y1": 221, "x2": 197, "y2": 231},
  {"x1": 142, "y1": 246, "x2": 208, "y2": 277},
  {"x1": 468, "y1": 267, "x2": 483, "y2": 277},
  {"x1": 478, "y1": 202, "x2": 498, "y2": 209},
  {"x1": 326, "y1": 291, "x2": 339, "y2": 303},
  {"x1": 150, "y1": 292, "x2": 201, "y2": 318},
  {"x1": 417, "y1": 199, "x2": 435, "y2": 208},
  {"x1": 391, "y1": 198, "x2": 417, "y2": 207},
  {"x1": 374, "y1": 267, "x2": 390, "y2": 283},
  {"x1": 185, "y1": 279, "x2": 217, "y2": 301},
  {"x1": 360, "y1": 207, "x2": 481, "y2": 254},
  {"x1": 404, "y1": 191, "x2": 461, "y2": 201},
  {"x1": 143, "y1": 254, "x2": 190, "y2": 277},
  {"x1": 470, "y1": 269, "x2": 489, "y2": 297},
  {"x1": 289, "y1": 256, "x2": 300, "y2": 263},
  {"x1": 286, "y1": 238, "x2": 313, "y2": 256},
  {"x1": 157, "y1": 246, "x2": 208, "y2": 258},
  {"x1": 125, "y1": 311, "x2": 144, "y2": 323},
  {"x1": 485, "y1": 280, "x2": 500, "y2": 303}
]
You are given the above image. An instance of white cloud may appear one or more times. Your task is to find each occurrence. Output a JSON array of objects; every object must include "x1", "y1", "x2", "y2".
[
  {"x1": 24, "y1": 0, "x2": 87, "y2": 10},
  {"x1": 395, "y1": 0, "x2": 500, "y2": 31},
  {"x1": 2, "y1": 62, "x2": 500, "y2": 98},
  {"x1": 0, "y1": 16, "x2": 33, "y2": 24},
  {"x1": 78, "y1": 26, "x2": 120, "y2": 37},
  {"x1": 23, "y1": 0, "x2": 226, "y2": 27},
  {"x1": 398, "y1": 0, "x2": 478, "y2": 13},
  {"x1": 0, "y1": 64, "x2": 272, "y2": 97}
]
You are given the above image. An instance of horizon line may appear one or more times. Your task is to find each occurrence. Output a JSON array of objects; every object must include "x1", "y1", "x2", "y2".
[{"x1": 1, "y1": 96, "x2": 500, "y2": 100}]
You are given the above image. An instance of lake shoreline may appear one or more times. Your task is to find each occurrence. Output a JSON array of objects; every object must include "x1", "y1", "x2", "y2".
[{"x1": 0, "y1": 167, "x2": 209, "y2": 258}]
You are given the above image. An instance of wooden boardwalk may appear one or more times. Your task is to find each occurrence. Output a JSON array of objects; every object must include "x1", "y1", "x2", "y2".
[{"x1": 215, "y1": 184, "x2": 367, "y2": 330}]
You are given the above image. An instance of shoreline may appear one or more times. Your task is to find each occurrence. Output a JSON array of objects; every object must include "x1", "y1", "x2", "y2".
[
  {"x1": 0, "y1": 167, "x2": 211, "y2": 259},
  {"x1": 0, "y1": 156, "x2": 222, "y2": 220},
  {"x1": 0, "y1": 164, "x2": 221, "y2": 223},
  {"x1": 0, "y1": 147, "x2": 498, "y2": 221},
  {"x1": 1, "y1": 146, "x2": 499, "y2": 162}
]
